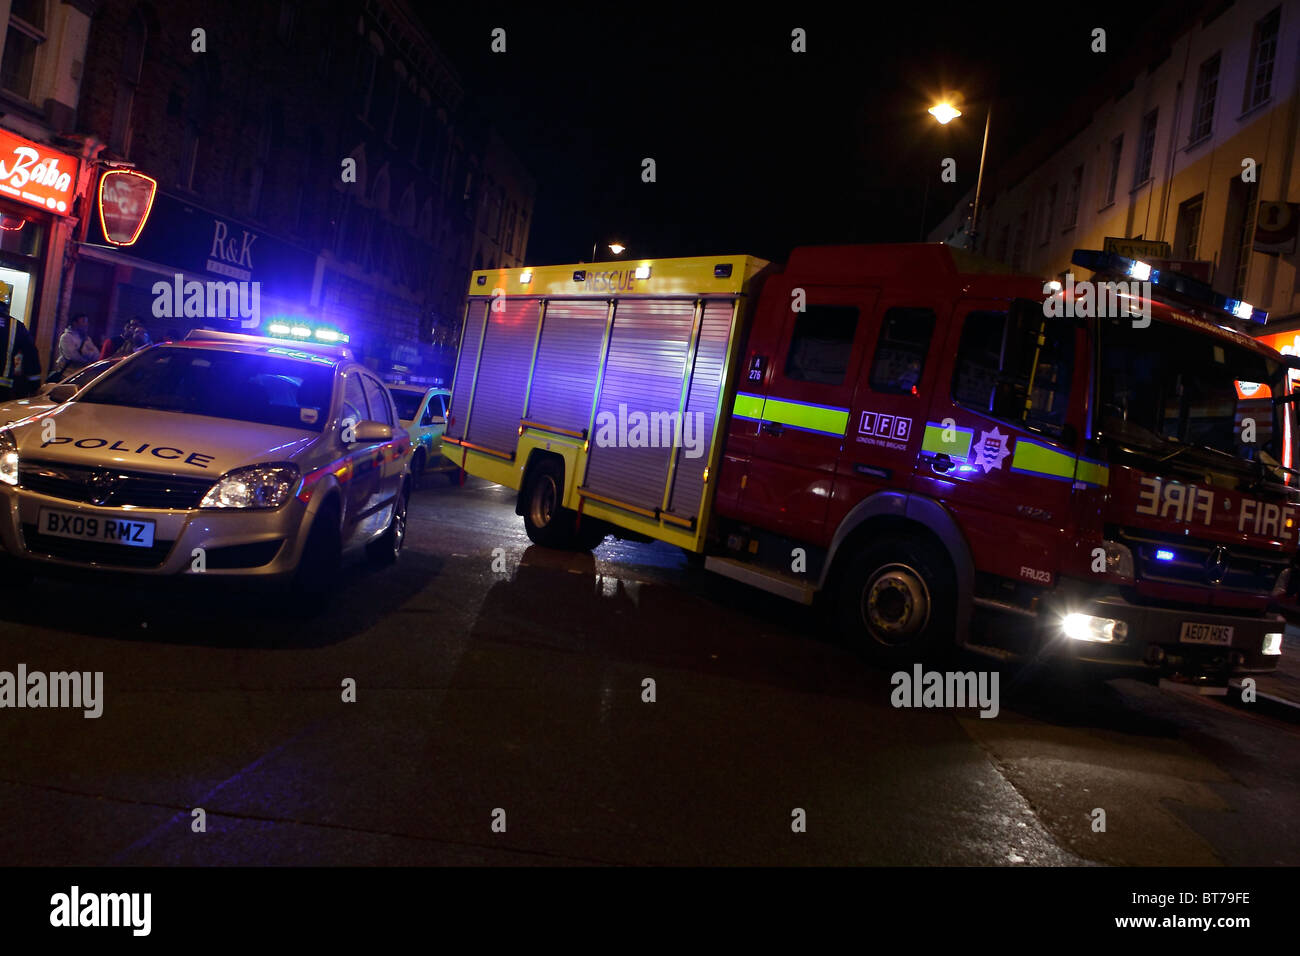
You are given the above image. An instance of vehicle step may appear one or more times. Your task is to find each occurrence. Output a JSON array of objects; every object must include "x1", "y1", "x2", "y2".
[{"x1": 704, "y1": 555, "x2": 817, "y2": 605}]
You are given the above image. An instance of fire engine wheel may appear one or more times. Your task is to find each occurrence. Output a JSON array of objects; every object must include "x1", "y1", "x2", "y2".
[
  {"x1": 838, "y1": 537, "x2": 955, "y2": 664},
  {"x1": 523, "y1": 460, "x2": 579, "y2": 548}
]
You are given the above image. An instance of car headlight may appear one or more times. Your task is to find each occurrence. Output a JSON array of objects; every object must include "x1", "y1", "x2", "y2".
[
  {"x1": 200, "y1": 463, "x2": 299, "y2": 509},
  {"x1": 0, "y1": 429, "x2": 17, "y2": 486}
]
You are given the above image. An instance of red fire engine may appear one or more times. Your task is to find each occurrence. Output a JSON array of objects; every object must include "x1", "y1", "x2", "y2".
[{"x1": 441, "y1": 244, "x2": 1293, "y2": 687}]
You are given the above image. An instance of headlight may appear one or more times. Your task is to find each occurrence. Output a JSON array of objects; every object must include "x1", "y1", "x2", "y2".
[
  {"x1": 1099, "y1": 540, "x2": 1135, "y2": 582},
  {"x1": 0, "y1": 429, "x2": 17, "y2": 486},
  {"x1": 1262, "y1": 632, "x2": 1283, "y2": 656},
  {"x1": 1273, "y1": 567, "x2": 1291, "y2": 597},
  {"x1": 200, "y1": 463, "x2": 299, "y2": 509},
  {"x1": 1062, "y1": 612, "x2": 1128, "y2": 643}
]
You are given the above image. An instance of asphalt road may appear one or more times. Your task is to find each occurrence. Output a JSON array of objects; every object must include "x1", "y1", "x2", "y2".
[{"x1": 0, "y1": 475, "x2": 1297, "y2": 865}]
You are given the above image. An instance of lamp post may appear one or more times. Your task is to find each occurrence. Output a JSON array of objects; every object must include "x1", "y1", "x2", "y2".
[
  {"x1": 591, "y1": 240, "x2": 626, "y2": 263},
  {"x1": 929, "y1": 99, "x2": 992, "y2": 249}
]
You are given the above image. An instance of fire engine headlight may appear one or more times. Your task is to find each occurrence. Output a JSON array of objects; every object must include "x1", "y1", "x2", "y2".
[
  {"x1": 0, "y1": 429, "x2": 17, "y2": 486},
  {"x1": 1100, "y1": 540, "x2": 1135, "y2": 582},
  {"x1": 1062, "y1": 612, "x2": 1128, "y2": 643},
  {"x1": 1262, "y1": 632, "x2": 1283, "y2": 656},
  {"x1": 200, "y1": 463, "x2": 299, "y2": 509}
]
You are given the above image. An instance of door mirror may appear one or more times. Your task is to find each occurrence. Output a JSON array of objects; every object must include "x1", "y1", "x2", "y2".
[
  {"x1": 349, "y1": 420, "x2": 393, "y2": 444},
  {"x1": 430, "y1": 415, "x2": 446, "y2": 425},
  {"x1": 47, "y1": 384, "x2": 78, "y2": 404}
]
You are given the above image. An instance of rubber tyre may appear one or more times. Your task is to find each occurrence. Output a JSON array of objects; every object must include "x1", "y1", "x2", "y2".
[
  {"x1": 367, "y1": 485, "x2": 408, "y2": 567},
  {"x1": 522, "y1": 460, "x2": 577, "y2": 548},
  {"x1": 836, "y1": 536, "x2": 955, "y2": 666},
  {"x1": 410, "y1": 449, "x2": 427, "y2": 484},
  {"x1": 292, "y1": 504, "x2": 342, "y2": 600},
  {"x1": 574, "y1": 518, "x2": 608, "y2": 552}
]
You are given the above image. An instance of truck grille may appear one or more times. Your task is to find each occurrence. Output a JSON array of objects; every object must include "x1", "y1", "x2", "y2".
[
  {"x1": 1118, "y1": 528, "x2": 1288, "y2": 593},
  {"x1": 18, "y1": 460, "x2": 213, "y2": 510},
  {"x1": 21, "y1": 523, "x2": 173, "y2": 568}
]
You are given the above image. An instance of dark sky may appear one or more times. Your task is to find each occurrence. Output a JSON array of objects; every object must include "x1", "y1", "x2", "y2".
[{"x1": 425, "y1": 1, "x2": 1193, "y2": 265}]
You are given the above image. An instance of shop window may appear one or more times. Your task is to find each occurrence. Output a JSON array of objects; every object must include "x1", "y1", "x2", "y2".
[
  {"x1": 1, "y1": 0, "x2": 45, "y2": 102},
  {"x1": 784, "y1": 304, "x2": 859, "y2": 386},
  {"x1": 869, "y1": 307, "x2": 936, "y2": 394}
]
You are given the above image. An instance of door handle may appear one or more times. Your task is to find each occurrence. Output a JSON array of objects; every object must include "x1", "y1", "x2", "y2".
[
  {"x1": 924, "y1": 452, "x2": 955, "y2": 474},
  {"x1": 760, "y1": 420, "x2": 784, "y2": 437}
]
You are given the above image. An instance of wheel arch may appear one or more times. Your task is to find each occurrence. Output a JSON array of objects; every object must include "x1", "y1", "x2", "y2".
[
  {"x1": 515, "y1": 448, "x2": 569, "y2": 516},
  {"x1": 818, "y1": 490, "x2": 975, "y2": 637}
]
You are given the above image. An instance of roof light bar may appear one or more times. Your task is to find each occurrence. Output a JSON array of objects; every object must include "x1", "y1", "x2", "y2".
[{"x1": 1070, "y1": 249, "x2": 1268, "y2": 324}]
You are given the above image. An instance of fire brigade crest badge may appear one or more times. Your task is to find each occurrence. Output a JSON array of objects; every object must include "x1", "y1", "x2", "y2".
[{"x1": 972, "y1": 427, "x2": 1011, "y2": 473}]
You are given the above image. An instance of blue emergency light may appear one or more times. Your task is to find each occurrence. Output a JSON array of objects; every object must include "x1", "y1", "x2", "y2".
[
  {"x1": 1155, "y1": 549, "x2": 1175, "y2": 562},
  {"x1": 1070, "y1": 249, "x2": 1268, "y2": 325}
]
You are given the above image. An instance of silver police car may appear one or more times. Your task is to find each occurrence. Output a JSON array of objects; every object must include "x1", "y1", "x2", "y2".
[{"x1": 0, "y1": 331, "x2": 411, "y2": 592}]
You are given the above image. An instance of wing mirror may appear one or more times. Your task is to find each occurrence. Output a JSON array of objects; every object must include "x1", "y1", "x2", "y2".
[
  {"x1": 47, "y1": 384, "x2": 78, "y2": 404},
  {"x1": 348, "y1": 420, "x2": 393, "y2": 444}
]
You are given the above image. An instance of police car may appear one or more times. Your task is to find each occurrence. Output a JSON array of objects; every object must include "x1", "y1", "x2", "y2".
[
  {"x1": 0, "y1": 330, "x2": 411, "y2": 592},
  {"x1": 388, "y1": 384, "x2": 458, "y2": 482}
]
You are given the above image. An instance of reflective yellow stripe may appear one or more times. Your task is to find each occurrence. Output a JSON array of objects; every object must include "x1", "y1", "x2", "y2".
[
  {"x1": 732, "y1": 392, "x2": 765, "y2": 420},
  {"x1": 732, "y1": 392, "x2": 849, "y2": 436},
  {"x1": 922, "y1": 423, "x2": 973, "y2": 459},
  {"x1": 1074, "y1": 457, "x2": 1110, "y2": 487},
  {"x1": 1011, "y1": 440, "x2": 1076, "y2": 480}
]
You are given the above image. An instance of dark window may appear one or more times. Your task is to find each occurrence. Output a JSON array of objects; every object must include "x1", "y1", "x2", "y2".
[
  {"x1": 952, "y1": 303, "x2": 1074, "y2": 435},
  {"x1": 1105, "y1": 135, "x2": 1123, "y2": 204},
  {"x1": 361, "y1": 376, "x2": 393, "y2": 425},
  {"x1": 869, "y1": 307, "x2": 936, "y2": 394},
  {"x1": 784, "y1": 304, "x2": 859, "y2": 385},
  {"x1": 1064, "y1": 165, "x2": 1083, "y2": 227},
  {"x1": 1, "y1": 0, "x2": 45, "y2": 101},
  {"x1": 342, "y1": 374, "x2": 367, "y2": 428},
  {"x1": 1135, "y1": 109, "x2": 1158, "y2": 185},
  {"x1": 1190, "y1": 53, "x2": 1220, "y2": 142},
  {"x1": 391, "y1": 390, "x2": 423, "y2": 422},
  {"x1": 1176, "y1": 194, "x2": 1204, "y2": 259},
  {"x1": 1244, "y1": 7, "x2": 1280, "y2": 111}
]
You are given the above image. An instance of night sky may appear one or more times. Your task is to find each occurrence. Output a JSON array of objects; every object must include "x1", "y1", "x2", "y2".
[{"x1": 427, "y1": 2, "x2": 1192, "y2": 265}]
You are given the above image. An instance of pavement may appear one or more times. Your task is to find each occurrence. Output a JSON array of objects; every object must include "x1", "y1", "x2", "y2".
[{"x1": 1226, "y1": 626, "x2": 1300, "y2": 721}]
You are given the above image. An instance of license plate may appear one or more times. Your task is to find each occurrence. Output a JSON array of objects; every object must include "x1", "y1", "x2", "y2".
[
  {"x1": 38, "y1": 508, "x2": 155, "y2": 548},
  {"x1": 1179, "y1": 622, "x2": 1234, "y2": 646}
]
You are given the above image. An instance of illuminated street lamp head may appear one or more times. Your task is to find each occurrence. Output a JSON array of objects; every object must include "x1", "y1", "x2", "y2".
[
  {"x1": 609, "y1": 243, "x2": 626, "y2": 255},
  {"x1": 929, "y1": 102, "x2": 962, "y2": 125}
]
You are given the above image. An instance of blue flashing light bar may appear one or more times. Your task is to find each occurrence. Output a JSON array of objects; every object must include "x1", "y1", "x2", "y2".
[
  {"x1": 1070, "y1": 249, "x2": 1268, "y2": 325},
  {"x1": 265, "y1": 320, "x2": 349, "y2": 344}
]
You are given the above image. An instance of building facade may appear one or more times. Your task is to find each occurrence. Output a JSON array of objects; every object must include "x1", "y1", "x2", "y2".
[
  {"x1": 929, "y1": 0, "x2": 1300, "y2": 325},
  {"x1": 0, "y1": 0, "x2": 96, "y2": 368},
  {"x1": 61, "y1": 0, "x2": 533, "y2": 385}
]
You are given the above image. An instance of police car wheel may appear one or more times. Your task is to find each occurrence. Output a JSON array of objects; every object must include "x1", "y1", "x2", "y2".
[
  {"x1": 367, "y1": 486, "x2": 408, "y2": 567},
  {"x1": 838, "y1": 537, "x2": 954, "y2": 664},
  {"x1": 523, "y1": 460, "x2": 578, "y2": 548}
]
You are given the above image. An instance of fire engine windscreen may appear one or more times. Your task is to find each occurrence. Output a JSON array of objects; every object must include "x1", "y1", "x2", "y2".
[{"x1": 1097, "y1": 320, "x2": 1297, "y2": 478}]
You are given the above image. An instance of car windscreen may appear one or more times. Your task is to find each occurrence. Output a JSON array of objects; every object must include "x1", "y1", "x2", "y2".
[
  {"x1": 64, "y1": 360, "x2": 113, "y2": 389},
  {"x1": 77, "y1": 347, "x2": 334, "y2": 432},
  {"x1": 1098, "y1": 319, "x2": 1296, "y2": 472},
  {"x1": 391, "y1": 390, "x2": 423, "y2": 422}
]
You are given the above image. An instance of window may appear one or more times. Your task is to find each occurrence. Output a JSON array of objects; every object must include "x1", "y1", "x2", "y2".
[
  {"x1": 1105, "y1": 135, "x2": 1123, "y2": 204},
  {"x1": 1063, "y1": 165, "x2": 1083, "y2": 227},
  {"x1": 1244, "y1": 7, "x2": 1280, "y2": 112},
  {"x1": 503, "y1": 201, "x2": 516, "y2": 255},
  {"x1": 1175, "y1": 194, "x2": 1204, "y2": 260},
  {"x1": 1, "y1": 0, "x2": 45, "y2": 101},
  {"x1": 952, "y1": 303, "x2": 1074, "y2": 436},
  {"x1": 1229, "y1": 176, "x2": 1259, "y2": 298},
  {"x1": 342, "y1": 375, "x2": 367, "y2": 430},
  {"x1": 361, "y1": 376, "x2": 392, "y2": 426},
  {"x1": 869, "y1": 307, "x2": 936, "y2": 394},
  {"x1": 1135, "y1": 109, "x2": 1158, "y2": 185},
  {"x1": 1011, "y1": 212, "x2": 1028, "y2": 270},
  {"x1": 1189, "y1": 53, "x2": 1219, "y2": 142},
  {"x1": 108, "y1": 9, "x2": 146, "y2": 155},
  {"x1": 784, "y1": 304, "x2": 859, "y2": 385},
  {"x1": 1039, "y1": 185, "x2": 1057, "y2": 243}
]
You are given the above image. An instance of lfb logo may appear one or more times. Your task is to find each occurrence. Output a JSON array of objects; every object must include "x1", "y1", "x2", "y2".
[{"x1": 860, "y1": 411, "x2": 911, "y2": 442}]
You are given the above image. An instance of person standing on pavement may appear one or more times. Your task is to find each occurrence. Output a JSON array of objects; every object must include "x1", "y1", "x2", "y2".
[
  {"x1": 51, "y1": 313, "x2": 99, "y2": 381},
  {"x1": 0, "y1": 300, "x2": 41, "y2": 400}
]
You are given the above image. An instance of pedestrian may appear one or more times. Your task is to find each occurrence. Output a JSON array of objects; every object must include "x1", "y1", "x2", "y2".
[
  {"x1": 99, "y1": 317, "x2": 136, "y2": 360},
  {"x1": 116, "y1": 321, "x2": 151, "y2": 356},
  {"x1": 0, "y1": 301, "x2": 41, "y2": 401},
  {"x1": 50, "y1": 313, "x2": 99, "y2": 382}
]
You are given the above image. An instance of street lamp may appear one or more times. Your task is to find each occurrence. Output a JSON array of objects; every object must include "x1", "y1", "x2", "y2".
[
  {"x1": 590, "y1": 240, "x2": 626, "y2": 262},
  {"x1": 929, "y1": 98, "x2": 992, "y2": 249}
]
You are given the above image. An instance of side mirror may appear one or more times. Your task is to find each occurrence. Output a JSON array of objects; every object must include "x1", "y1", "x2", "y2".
[
  {"x1": 431, "y1": 415, "x2": 446, "y2": 425},
  {"x1": 47, "y1": 384, "x2": 78, "y2": 404},
  {"x1": 350, "y1": 420, "x2": 393, "y2": 444}
]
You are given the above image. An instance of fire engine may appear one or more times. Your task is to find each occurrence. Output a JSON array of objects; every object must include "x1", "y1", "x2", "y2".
[{"x1": 440, "y1": 244, "x2": 1294, "y2": 686}]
